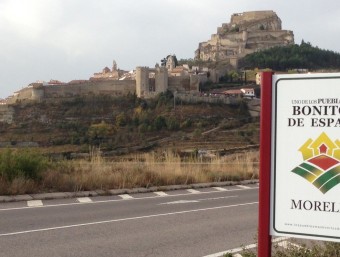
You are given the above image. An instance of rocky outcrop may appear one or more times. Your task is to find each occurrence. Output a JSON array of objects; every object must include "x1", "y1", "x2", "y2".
[{"x1": 195, "y1": 10, "x2": 294, "y2": 68}]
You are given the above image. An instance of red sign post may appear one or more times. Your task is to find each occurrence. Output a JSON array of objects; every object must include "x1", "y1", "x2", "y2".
[{"x1": 258, "y1": 72, "x2": 273, "y2": 257}]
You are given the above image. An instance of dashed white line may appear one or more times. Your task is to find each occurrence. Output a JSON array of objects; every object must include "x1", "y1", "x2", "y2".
[
  {"x1": 213, "y1": 187, "x2": 228, "y2": 191},
  {"x1": 236, "y1": 185, "x2": 251, "y2": 189},
  {"x1": 154, "y1": 191, "x2": 169, "y2": 197},
  {"x1": 77, "y1": 197, "x2": 92, "y2": 203},
  {"x1": 118, "y1": 194, "x2": 134, "y2": 200},
  {"x1": 1, "y1": 186, "x2": 258, "y2": 212},
  {"x1": 187, "y1": 189, "x2": 200, "y2": 194},
  {"x1": 27, "y1": 200, "x2": 43, "y2": 207}
]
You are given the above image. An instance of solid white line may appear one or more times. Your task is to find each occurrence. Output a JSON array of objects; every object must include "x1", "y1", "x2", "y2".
[
  {"x1": 77, "y1": 197, "x2": 92, "y2": 203},
  {"x1": 202, "y1": 237, "x2": 288, "y2": 257},
  {"x1": 154, "y1": 191, "x2": 169, "y2": 197},
  {"x1": 236, "y1": 185, "x2": 251, "y2": 189},
  {"x1": 213, "y1": 187, "x2": 228, "y2": 191},
  {"x1": 0, "y1": 187, "x2": 259, "y2": 212},
  {"x1": 27, "y1": 200, "x2": 43, "y2": 207},
  {"x1": 118, "y1": 194, "x2": 134, "y2": 200},
  {"x1": 187, "y1": 189, "x2": 200, "y2": 194},
  {"x1": 0, "y1": 201, "x2": 259, "y2": 237}
]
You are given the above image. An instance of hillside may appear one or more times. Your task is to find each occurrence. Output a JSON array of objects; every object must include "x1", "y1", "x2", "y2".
[
  {"x1": 239, "y1": 41, "x2": 340, "y2": 70},
  {"x1": 0, "y1": 92, "x2": 259, "y2": 157}
]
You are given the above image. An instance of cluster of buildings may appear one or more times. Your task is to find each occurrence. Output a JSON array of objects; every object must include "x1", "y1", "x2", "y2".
[{"x1": 0, "y1": 56, "x2": 213, "y2": 105}]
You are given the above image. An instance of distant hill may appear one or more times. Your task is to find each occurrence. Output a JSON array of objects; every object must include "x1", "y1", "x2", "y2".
[
  {"x1": 239, "y1": 41, "x2": 340, "y2": 70},
  {"x1": 0, "y1": 93, "x2": 259, "y2": 156}
]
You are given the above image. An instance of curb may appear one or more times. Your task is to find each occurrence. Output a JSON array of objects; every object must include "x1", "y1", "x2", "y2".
[{"x1": 0, "y1": 179, "x2": 259, "y2": 203}]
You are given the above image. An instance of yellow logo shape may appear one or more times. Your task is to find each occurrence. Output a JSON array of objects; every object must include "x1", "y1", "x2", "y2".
[{"x1": 292, "y1": 132, "x2": 340, "y2": 194}]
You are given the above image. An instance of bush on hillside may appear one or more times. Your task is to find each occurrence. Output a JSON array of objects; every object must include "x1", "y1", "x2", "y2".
[{"x1": 0, "y1": 149, "x2": 49, "y2": 181}]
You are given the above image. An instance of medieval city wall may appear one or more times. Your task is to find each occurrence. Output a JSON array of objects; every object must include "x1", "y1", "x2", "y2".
[
  {"x1": 168, "y1": 76, "x2": 191, "y2": 92},
  {"x1": 176, "y1": 93, "x2": 239, "y2": 105},
  {"x1": 44, "y1": 80, "x2": 135, "y2": 98},
  {"x1": 168, "y1": 75, "x2": 200, "y2": 93},
  {"x1": 0, "y1": 105, "x2": 14, "y2": 124},
  {"x1": 13, "y1": 87, "x2": 33, "y2": 102}
]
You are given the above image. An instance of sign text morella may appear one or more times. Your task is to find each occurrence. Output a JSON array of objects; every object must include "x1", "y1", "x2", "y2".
[{"x1": 291, "y1": 199, "x2": 340, "y2": 213}]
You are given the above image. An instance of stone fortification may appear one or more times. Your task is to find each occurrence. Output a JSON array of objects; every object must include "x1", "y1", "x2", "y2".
[
  {"x1": 44, "y1": 80, "x2": 135, "y2": 99},
  {"x1": 0, "y1": 105, "x2": 14, "y2": 124},
  {"x1": 4, "y1": 62, "x2": 199, "y2": 106},
  {"x1": 7, "y1": 80, "x2": 136, "y2": 104},
  {"x1": 195, "y1": 10, "x2": 294, "y2": 68}
]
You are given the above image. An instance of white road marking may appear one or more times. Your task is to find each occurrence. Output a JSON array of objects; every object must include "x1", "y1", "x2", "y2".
[
  {"x1": 118, "y1": 194, "x2": 134, "y2": 200},
  {"x1": 159, "y1": 195, "x2": 238, "y2": 205},
  {"x1": 77, "y1": 197, "x2": 92, "y2": 203},
  {"x1": 0, "y1": 201, "x2": 258, "y2": 237},
  {"x1": 160, "y1": 200, "x2": 199, "y2": 205},
  {"x1": 154, "y1": 191, "x2": 168, "y2": 197},
  {"x1": 187, "y1": 189, "x2": 200, "y2": 194},
  {"x1": 202, "y1": 237, "x2": 289, "y2": 257},
  {"x1": 213, "y1": 187, "x2": 228, "y2": 191},
  {"x1": 277, "y1": 240, "x2": 302, "y2": 249},
  {"x1": 236, "y1": 185, "x2": 251, "y2": 189},
  {"x1": 27, "y1": 200, "x2": 43, "y2": 207},
  {"x1": 0, "y1": 187, "x2": 258, "y2": 212}
]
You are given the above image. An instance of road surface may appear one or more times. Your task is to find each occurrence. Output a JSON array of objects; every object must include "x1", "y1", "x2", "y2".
[{"x1": 0, "y1": 184, "x2": 259, "y2": 257}]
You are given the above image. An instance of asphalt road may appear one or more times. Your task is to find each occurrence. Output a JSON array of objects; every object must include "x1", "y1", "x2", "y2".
[{"x1": 0, "y1": 185, "x2": 259, "y2": 257}]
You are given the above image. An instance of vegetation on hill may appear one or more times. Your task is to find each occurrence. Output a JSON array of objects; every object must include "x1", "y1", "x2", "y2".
[
  {"x1": 239, "y1": 41, "x2": 340, "y2": 70},
  {"x1": 0, "y1": 91, "x2": 256, "y2": 155}
]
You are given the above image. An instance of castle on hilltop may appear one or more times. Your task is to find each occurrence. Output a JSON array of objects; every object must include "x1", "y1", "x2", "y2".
[{"x1": 195, "y1": 10, "x2": 294, "y2": 68}]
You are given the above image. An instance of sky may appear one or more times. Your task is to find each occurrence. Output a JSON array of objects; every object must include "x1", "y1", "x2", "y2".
[{"x1": 1, "y1": 0, "x2": 340, "y2": 99}]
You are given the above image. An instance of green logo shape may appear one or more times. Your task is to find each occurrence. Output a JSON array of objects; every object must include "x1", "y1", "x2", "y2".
[{"x1": 291, "y1": 133, "x2": 340, "y2": 194}]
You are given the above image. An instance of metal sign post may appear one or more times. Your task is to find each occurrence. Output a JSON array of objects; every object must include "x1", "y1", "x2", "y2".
[
  {"x1": 258, "y1": 71, "x2": 273, "y2": 257},
  {"x1": 259, "y1": 71, "x2": 340, "y2": 256}
]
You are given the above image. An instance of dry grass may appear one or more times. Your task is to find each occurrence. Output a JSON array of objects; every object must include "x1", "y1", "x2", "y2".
[
  {"x1": 39, "y1": 149, "x2": 259, "y2": 193},
  {"x1": 1, "y1": 149, "x2": 259, "y2": 195}
]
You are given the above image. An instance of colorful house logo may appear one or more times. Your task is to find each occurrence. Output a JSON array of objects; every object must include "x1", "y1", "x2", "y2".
[{"x1": 291, "y1": 132, "x2": 340, "y2": 194}]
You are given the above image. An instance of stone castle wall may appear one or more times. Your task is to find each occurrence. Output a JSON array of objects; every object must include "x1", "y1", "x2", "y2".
[
  {"x1": 168, "y1": 75, "x2": 200, "y2": 93},
  {"x1": 195, "y1": 10, "x2": 294, "y2": 67},
  {"x1": 44, "y1": 80, "x2": 135, "y2": 98},
  {"x1": 4, "y1": 65, "x2": 199, "y2": 106},
  {"x1": 0, "y1": 105, "x2": 14, "y2": 124},
  {"x1": 230, "y1": 10, "x2": 277, "y2": 24}
]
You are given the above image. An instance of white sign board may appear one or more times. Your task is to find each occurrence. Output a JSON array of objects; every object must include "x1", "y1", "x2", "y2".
[{"x1": 270, "y1": 73, "x2": 340, "y2": 241}]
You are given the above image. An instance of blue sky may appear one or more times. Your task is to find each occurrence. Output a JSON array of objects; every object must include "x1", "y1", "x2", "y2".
[{"x1": 1, "y1": 0, "x2": 340, "y2": 98}]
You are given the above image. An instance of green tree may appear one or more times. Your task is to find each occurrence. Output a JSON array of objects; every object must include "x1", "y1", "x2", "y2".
[
  {"x1": 88, "y1": 121, "x2": 115, "y2": 145},
  {"x1": 153, "y1": 115, "x2": 167, "y2": 130}
]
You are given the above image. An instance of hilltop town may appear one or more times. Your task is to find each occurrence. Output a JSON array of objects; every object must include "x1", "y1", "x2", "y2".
[{"x1": 0, "y1": 10, "x2": 293, "y2": 107}]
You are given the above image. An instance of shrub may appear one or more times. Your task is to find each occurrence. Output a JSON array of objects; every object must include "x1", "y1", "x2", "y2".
[
  {"x1": 154, "y1": 115, "x2": 167, "y2": 130},
  {"x1": 0, "y1": 149, "x2": 49, "y2": 181}
]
